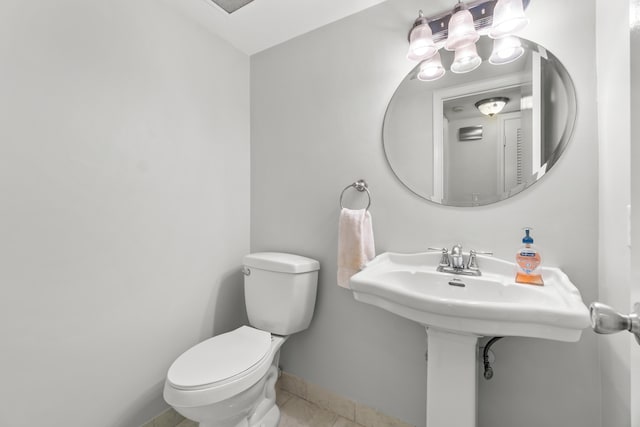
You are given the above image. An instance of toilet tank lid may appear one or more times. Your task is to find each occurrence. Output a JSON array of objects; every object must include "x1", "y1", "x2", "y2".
[{"x1": 243, "y1": 252, "x2": 320, "y2": 273}]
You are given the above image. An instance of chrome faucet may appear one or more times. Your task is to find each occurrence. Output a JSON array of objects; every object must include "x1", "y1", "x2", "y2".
[
  {"x1": 450, "y1": 244, "x2": 464, "y2": 269},
  {"x1": 429, "y1": 245, "x2": 492, "y2": 276}
]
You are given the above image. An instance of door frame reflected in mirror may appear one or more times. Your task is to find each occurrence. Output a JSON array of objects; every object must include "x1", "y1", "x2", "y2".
[{"x1": 432, "y1": 72, "x2": 532, "y2": 204}]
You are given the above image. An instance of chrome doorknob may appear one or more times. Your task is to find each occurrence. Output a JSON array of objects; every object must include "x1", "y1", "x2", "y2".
[{"x1": 589, "y1": 302, "x2": 640, "y2": 345}]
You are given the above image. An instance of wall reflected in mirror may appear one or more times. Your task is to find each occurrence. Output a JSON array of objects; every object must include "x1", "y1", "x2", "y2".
[{"x1": 383, "y1": 37, "x2": 577, "y2": 207}]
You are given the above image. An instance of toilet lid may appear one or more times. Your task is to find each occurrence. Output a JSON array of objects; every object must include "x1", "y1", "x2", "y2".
[{"x1": 167, "y1": 326, "x2": 272, "y2": 389}]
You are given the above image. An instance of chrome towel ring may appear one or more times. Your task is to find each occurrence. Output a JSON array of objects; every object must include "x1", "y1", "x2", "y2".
[{"x1": 339, "y1": 179, "x2": 371, "y2": 211}]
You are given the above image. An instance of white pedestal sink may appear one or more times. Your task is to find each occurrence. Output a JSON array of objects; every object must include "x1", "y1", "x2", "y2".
[{"x1": 349, "y1": 251, "x2": 590, "y2": 427}]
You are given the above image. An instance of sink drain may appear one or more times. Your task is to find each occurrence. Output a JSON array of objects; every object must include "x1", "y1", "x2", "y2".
[{"x1": 448, "y1": 278, "x2": 466, "y2": 287}]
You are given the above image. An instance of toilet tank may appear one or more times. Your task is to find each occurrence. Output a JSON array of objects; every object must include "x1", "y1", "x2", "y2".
[{"x1": 243, "y1": 252, "x2": 320, "y2": 336}]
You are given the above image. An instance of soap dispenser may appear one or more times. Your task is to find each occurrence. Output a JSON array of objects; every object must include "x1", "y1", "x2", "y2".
[{"x1": 515, "y1": 227, "x2": 544, "y2": 286}]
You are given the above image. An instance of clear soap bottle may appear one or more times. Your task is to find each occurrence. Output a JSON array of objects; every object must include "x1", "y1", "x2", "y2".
[{"x1": 515, "y1": 227, "x2": 544, "y2": 286}]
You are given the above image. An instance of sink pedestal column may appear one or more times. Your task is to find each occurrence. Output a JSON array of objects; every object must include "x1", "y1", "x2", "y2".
[{"x1": 425, "y1": 328, "x2": 478, "y2": 427}]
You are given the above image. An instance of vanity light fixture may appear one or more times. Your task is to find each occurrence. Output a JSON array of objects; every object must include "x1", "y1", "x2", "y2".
[
  {"x1": 407, "y1": 0, "x2": 531, "y2": 82},
  {"x1": 475, "y1": 97, "x2": 510, "y2": 117}
]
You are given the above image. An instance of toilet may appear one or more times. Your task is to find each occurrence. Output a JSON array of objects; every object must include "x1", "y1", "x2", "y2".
[{"x1": 163, "y1": 252, "x2": 320, "y2": 427}]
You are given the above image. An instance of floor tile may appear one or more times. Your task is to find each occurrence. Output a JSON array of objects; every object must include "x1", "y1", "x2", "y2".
[
  {"x1": 355, "y1": 403, "x2": 414, "y2": 427},
  {"x1": 175, "y1": 419, "x2": 198, "y2": 427},
  {"x1": 279, "y1": 372, "x2": 308, "y2": 399},
  {"x1": 140, "y1": 408, "x2": 184, "y2": 427},
  {"x1": 307, "y1": 382, "x2": 356, "y2": 421},
  {"x1": 277, "y1": 388, "x2": 295, "y2": 407},
  {"x1": 278, "y1": 395, "x2": 339, "y2": 427},
  {"x1": 332, "y1": 416, "x2": 362, "y2": 427}
]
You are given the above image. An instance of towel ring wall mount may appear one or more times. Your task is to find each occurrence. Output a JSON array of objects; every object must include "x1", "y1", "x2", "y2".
[{"x1": 339, "y1": 179, "x2": 371, "y2": 211}]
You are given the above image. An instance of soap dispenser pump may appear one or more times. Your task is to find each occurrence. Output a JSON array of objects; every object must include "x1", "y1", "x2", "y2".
[{"x1": 515, "y1": 227, "x2": 544, "y2": 286}]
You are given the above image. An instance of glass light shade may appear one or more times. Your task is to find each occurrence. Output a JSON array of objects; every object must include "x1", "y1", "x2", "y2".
[
  {"x1": 417, "y1": 52, "x2": 446, "y2": 81},
  {"x1": 444, "y1": 6, "x2": 480, "y2": 51},
  {"x1": 475, "y1": 97, "x2": 510, "y2": 117},
  {"x1": 450, "y1": 43, "x2": 482, "y2": 74},
  {"x1": 407, "y1": 23, "x2": 438, "y2": 61},
  {"x1": 489, "y1": 36, "x2": 524, "y2": 65},
  {"x1": 489, "y1": 0, "x2": 529, "y2": 39}
]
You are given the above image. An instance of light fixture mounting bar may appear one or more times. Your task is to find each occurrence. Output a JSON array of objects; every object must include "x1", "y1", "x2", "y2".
[{"x1": 409, "y1": 0, "x2": 531, "y2": 43}]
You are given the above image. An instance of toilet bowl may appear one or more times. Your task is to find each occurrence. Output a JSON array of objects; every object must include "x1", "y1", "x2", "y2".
[
  {"x1": 163, "y1": 252, "x2": 319, "y2": 427},
  {"x1": 164, "y1": 326, "x2": 286, "y2": 427}
]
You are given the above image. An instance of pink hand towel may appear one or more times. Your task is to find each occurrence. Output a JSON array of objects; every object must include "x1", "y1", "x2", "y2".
[{"x1": 337, "y1": 208, "x2": 375, "y2": 288}]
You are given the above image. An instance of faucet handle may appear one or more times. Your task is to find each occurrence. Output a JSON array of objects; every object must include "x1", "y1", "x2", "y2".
[
  {"x1": 467, "y1": 250, "x2": 493, "y2": 270},
  {"x1": 428, "y1": 247, "x2": 450, "y2": 267},
  {"x1": 470, "y1": 250, "x2": 493, "y2": 256}
]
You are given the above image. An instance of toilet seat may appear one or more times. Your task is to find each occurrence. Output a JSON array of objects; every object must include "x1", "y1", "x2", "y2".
[
  {"x1": 164, "y1": 326, "x2": 277, "y2": 407},
  {"x1": 167, "y1": 326, "x2": 272, "y2": 390}
]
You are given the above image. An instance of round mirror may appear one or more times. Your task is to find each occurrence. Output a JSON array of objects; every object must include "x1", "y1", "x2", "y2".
[{"x1": 383, "y1": 37, "x2": 577, "y2": 207}]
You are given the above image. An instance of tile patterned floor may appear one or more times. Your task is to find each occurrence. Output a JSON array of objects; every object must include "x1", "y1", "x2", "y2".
[
  {"x1": 277, "y1": 389, "x2": 360, "y2": 427},
  {"x1": 175, "y1": 419, "x2": 197, "y2": 427},
  {"x1": 173, "y1": 389, "x2": 361, "y2": 427}
]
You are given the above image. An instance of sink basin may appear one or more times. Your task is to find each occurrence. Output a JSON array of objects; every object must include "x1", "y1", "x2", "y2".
[
  {"x1": 350, "y1": 251, "x2": 590, "y2": 341},
  {"x1": 349, "y1": 251, "x2": 590, "y2": 427}
]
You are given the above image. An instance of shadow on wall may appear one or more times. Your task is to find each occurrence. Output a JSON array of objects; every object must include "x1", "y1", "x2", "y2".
[
  {"x1": 212, "y1": 268, "x2": 249, "y2": 336},
  {"x1": 112, "y1": 380, "x2": 167, "y2": 427},
  {"x1": 113, "y1": 268, "x2": 249, "y2": 427}
]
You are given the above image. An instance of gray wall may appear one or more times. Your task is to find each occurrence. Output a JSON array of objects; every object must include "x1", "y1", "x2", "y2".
[
  {"x1": 251, "y1": 0, "x2": 600, "y2": 426},
  {"x1": 0, "y1": 1, "x2": 250, "y2": 426}
]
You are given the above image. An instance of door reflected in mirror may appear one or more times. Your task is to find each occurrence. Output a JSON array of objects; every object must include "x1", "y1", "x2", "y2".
[{"x1": 383, "y1": 37, "x2": 577, "y2": 207}]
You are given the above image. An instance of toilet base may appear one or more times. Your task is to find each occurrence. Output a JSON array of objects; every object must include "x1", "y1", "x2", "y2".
[
  {"x1": 166, "y1": 337, "x2": 288, "y2": 427},
  {"x1": 254, "y1": 405, "x2": 280, "y2": 427},
  {"x1": 180, "y1": 354, "x2": 282, "y2": 427},
  {"x1": 246, "y1": 363, "x2": 280, "y2": 427},
  {"x1": 198, "y1": 405, "x2": 279, "y2": 427},
  {"x1": 198, "y1": 404, "x2": 279, "y2": 427}
]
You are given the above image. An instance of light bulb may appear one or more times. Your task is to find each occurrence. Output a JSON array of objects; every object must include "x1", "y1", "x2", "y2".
[
  {"x1": 489, "y1": 36, "x2": 525, "y2": 65},
  {"x1": 417, "y1": 52, "x2": 446, "y2": 81},
  {"x1": 451, "y1": 43, "x2": 482, "y2": 74}
]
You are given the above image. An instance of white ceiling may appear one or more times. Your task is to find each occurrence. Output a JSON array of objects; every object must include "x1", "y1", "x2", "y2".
[{"x1": 166, "y1": 0, "x2": 390, "y2": 55}]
